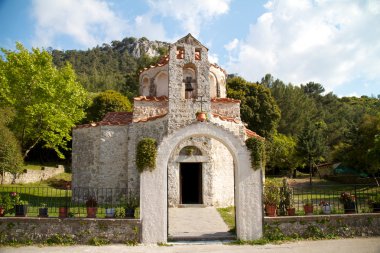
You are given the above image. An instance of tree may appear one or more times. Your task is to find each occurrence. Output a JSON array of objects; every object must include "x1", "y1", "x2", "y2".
[
  {"x1": 0, "y1": 43, "x2": 88, "y2": 159},
  {"x1": 296, "y1": 120, "x2": 326, "y2": 184},
  {"x1": 227, "y1": 76, "x2": 280, "y2": 138},
  {"x1": 85, "y1": 90, "x2": 132, "y2": 122},
  {"x1": 267, "y1": 133, "x2": 299, "y2": 176},
  {"x1": 0, "y1": 108, "x2": 23, "y2": 184}
]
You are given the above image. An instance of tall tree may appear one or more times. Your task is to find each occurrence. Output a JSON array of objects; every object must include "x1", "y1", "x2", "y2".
[
  {"x1": 227, "y1": 76, "x2": 280, "y2": 138},
  {"x1": 296, "y1": 120, "x2": 326, "y2": 184},
  {"x1": 0, "y1": 43, "x2": 88, "y2": 158}
]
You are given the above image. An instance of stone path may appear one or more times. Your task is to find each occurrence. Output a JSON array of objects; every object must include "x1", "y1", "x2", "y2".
[{"x1": 168, "y1": 207, "x2": 235, "y2": 241}]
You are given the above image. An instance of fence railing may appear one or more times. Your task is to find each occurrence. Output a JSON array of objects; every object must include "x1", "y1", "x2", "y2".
[
  {"x1": 0, "y1": 186, "x2": 138, "y2": 218},
  {"x1": 276, "y1": 184, "x2": 380, "y2": 215}
]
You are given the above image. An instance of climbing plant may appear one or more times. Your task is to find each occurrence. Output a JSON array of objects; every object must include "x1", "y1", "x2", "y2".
[
  {"x1": 136, "y1": 138, "x2": 157, "y2": 173},
  {"x1": 245, "y1": 137, "x2": 265, "y2": 170}
]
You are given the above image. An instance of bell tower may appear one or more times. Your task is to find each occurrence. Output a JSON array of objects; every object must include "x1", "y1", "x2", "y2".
[{"x1": 167, "y1": 34, "x2": 211, "y2": 132}]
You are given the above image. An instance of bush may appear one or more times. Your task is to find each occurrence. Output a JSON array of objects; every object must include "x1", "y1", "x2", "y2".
[{"x1": 136, "y1": 138, "x2": 157, "y2": 173}]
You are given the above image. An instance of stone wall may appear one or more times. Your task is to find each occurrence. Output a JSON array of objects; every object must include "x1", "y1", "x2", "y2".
[
  {"x1": 265, "y1": 213, "x2": 380, "y2": 238},
  {"x1": 0, "y1": 217, "x2": 140, "y2": 245},
  {"x1": 72, "y1": 125, "x2": 129, "y2": 191},
  {"x1": 133, "y1": 99, "x2": 168, "y2": 119},
  {"x1": 0, "y1": 166, "x2": 65, "y2": 185},
  {"x1": 211, "y1": 101, "x2": 240, "y2": 118}
]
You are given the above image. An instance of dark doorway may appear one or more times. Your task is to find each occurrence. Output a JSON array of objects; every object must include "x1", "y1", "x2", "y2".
[{"x1": 180, "y1": 163, "x2": 202, "y2": 204}]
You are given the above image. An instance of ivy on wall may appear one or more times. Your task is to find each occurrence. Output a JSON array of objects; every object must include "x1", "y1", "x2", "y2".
[
  {"x1": 245, "y1": 137, "x2": 265, "y2": 170},
  {"x1": 136, "y1": 138, "x2": 157, "y2": 173}
]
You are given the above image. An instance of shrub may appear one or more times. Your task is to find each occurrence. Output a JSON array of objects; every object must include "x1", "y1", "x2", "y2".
[{"x1": 136, "y1": 138, "x2": 157, "y2": 173}]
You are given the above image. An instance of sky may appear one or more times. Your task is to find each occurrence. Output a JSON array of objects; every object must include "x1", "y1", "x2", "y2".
[{"x1": 0, "y1": 0, "x2": 379, "y2": 97}]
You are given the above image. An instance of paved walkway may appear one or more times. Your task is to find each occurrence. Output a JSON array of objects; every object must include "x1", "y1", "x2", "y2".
[
  {"x1": 2, "y1": 238, "x2": 380, "y2": 253},
  {"x1": 168, "y1": 207, "x2": 234, "y2": 241}
]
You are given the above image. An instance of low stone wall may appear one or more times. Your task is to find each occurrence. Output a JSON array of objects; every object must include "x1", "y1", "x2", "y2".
[
  {"x1": 264, "y1": 213, "x2": 380, "y2": 238},
  {"x1": 0, "y1": 217, "x2": 141, "y2": 245},
  {"x1": 0, "y1": 165, "x2": 65, "y2": 184}
]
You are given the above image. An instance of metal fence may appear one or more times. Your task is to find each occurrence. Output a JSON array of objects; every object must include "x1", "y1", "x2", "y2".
[
  {"x1": 0, "y1": 186, "x2": 138, "y2": 218},
  {"x1": 279, "y1": 184, "x2": 380, "y2": 215}
]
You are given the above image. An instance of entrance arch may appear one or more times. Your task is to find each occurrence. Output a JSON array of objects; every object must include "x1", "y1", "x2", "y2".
[{"x1": 140, "y1": 122, "x2": 263, "y2": 243}]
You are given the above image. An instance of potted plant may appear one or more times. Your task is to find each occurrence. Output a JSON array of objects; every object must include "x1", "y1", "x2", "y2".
[
  {"x1": 263, "y1": 181, "x2": 280, "y2": 217},
  {"x1": 340, "y1": 192, "x2": 356, "y2": 214},
  {"x1": 122, "y1": 191, "x2": 139, "y2": 218},
  {"x1": 105, "y1": 205, "x2": 116, "y2": 218},
  {"x1": 11, "y1": 192, "x2": 28, "y2": 217},
  {"x1": 86, "y1": 196, "x2": 98, "y2": 218},
  {"x1": 196, "y1": 111, "x2": 207, "y2": 122},
  {"x1": 303, "y1": 199, "x2": 314, "y2": 215},
  {"x1": 38, "y1": 203, "x2": 49, "y2": 217},
  {"x1": 368, "y1": 195, "x2": 380, "y2": 213},
  {"x1": 59, "y1": 205, "x2": 69, "y2": 218},
  {"x1": 319, "y1": 201, "x2": 332, "y2": 214},
  {"x1": 279, "y1": 178, "x2": 295, "y2": 216}
]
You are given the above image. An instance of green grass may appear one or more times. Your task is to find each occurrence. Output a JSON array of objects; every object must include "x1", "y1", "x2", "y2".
[{"x1": 217, "y1": 206, "x2": 236, "y2": 233}]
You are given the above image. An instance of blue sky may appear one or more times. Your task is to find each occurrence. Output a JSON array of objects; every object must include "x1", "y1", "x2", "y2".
[{"x1": 0, "y1": 0, "x2": 379, "y2": 97}]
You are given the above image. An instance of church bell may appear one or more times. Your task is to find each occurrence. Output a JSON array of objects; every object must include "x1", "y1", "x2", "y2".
[{"x1": 185, "y1": 76, "x2": 194, "y2": 92}]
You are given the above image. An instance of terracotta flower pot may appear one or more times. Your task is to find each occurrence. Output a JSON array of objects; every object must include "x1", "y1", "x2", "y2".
[
  {"x1": 59, "y1": 207, "x2": 69, "y2": 218},
  {"x1": 287, "y1": 207, "x2": 296, "y2": 216},
  {"x1": 265, "y1": 204, "x2": 277, "y2": 217},
  {"x1": 86, "y1": 207, "x2": 97, "y2": 218},
  {"x1": 196, "y1": 112, "x2": 207, "y2": 122},
  {"x1": 303, "y1": 204, "x2": 314, "y2": 215},
  {"x1": 0, "y1": 207, "x2": 5, "y2": 217}
]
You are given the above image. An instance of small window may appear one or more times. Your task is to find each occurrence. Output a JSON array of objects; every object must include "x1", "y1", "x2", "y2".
[
  {"x1": 195, "y1": 48, "x2": 201, "y2": 60},
  {"x1": 177, "y1": 47, "x2": 184, "y2": 59}
]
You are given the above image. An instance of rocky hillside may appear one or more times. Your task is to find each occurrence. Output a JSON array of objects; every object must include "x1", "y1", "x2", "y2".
[{"x1": 51, "y1": 37, "x2": 169, "y2": 98}]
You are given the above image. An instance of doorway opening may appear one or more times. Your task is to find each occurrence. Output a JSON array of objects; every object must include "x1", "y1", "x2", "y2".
[{"x1": 180, "y1": 163, "x2": 202, "y2": 204}]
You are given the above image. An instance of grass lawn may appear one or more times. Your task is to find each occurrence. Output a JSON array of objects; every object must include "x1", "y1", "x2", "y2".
[{"x1": 217, "y1": 206, "x2": 235, "y2": 233}]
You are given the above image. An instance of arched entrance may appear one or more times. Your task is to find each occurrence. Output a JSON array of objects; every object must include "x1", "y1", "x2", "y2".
[{"x1": 140, "y1": 122, "x2": 263, "y2": 243}]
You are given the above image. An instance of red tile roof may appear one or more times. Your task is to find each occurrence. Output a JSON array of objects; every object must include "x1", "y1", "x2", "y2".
[
  {"x1": 211, "y1": 97, "x2": 240, "y2": 103},
  {"x1": 139, "y1": 55, "x2": 169, "y2": 74},
  {"x1": 133, "y1": 113, "x2": 168, "y2": 123},
  {"x1": 210, "y1": 63, "x2": 227, "y2": 76},
  {"x1": 245, "y1": 128, "x2": 264, "y2": 140},
  {"x1": 212, "y1": 113, "x2": 241, "y2": 124},
  {"x1": 74, "y1": 112, "x2": 133, "y2": 129},
  {"x1": 134, "y1": 96, "x2": 169, "y2": 102}
]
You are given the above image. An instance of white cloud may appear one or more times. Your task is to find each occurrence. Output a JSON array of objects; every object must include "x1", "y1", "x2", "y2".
[
  {"x1": 31, "y1": 0, "x2": 128, "y2": 48},
  {"x1": 147, "y1": 0, "x2": 231, "y2": 37},
  {"x1": 208, "y1": 53, "x2": 219, "y2": 64},
  {"x1": 227, "y1": 0, "x2": 380, "y2": 94},
  {"x1": 224, "y1": 38, "x2": 239, "y2": 51},
  {"x1": 133, "y1": 14, "x2": 168, "y2": 41}
]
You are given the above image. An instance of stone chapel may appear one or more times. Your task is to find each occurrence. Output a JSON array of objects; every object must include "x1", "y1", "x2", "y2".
[{"x1": 72, "y1": 34, "x2": 263, "y2": 242}]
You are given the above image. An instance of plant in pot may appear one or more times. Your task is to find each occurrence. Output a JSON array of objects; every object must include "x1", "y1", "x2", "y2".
[
  {"x1": 263, "y1": 181, "x2": 280, "y2": 217},
  {"x1": 319, "y1": 201, "x2": 332, "y2": 214},
  {"x1": 196, "y1": 111, "x2": 207, "y2": 122},
  {"x1": 303, "y1": 199, "x2": 314, "y2": 215},
  {"x1": 279, "y1": 178, "x2": 295, "y2": 216},
  {"x1": 340, "y1": 192, "x2": 356, "y2": 214},
  {"x1": 122, "y1": 191, "x2": 139, "y2": 218},
  {"x1": 105, "y1": 205, "x2": 116, "y2": 218},
  {"x1": 86, "y1": 196, "x2": 98, "y2": 218},
  {"x1": 11, "y1": 192, "x2": 28, "y2": 217},
  {"x1": 38, "y1": 203, "x2": 49, "y2": 217},
  {"x1": 368, "y1": 195, "x2": 380, "y2": 213}
]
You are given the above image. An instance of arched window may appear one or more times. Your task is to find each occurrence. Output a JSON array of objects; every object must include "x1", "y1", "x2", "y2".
[
  {"x1": 141, "y1": 77, "x2": 150, "y2": 96},
  {"x1": 209, "y1": 73, "x2": 218, "y2": 98},
  {"x1": 156, "y1": 72, "x2": 169, "y2": 97}
]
